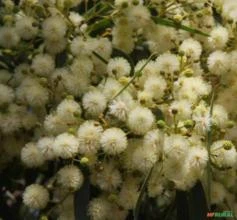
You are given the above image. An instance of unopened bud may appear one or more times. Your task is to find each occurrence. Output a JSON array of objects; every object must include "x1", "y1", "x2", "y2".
[
  {"x1": 184, "y1": 120, "x2": 195, "y2": 128},
  {"x1": 157, "y1": 120, "x2": 166, "y2": 129},
  {"x1": 80, "y1": 157, "x2": 89, "y2": 164}
]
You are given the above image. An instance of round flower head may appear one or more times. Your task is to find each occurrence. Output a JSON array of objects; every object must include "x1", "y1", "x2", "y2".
[
  {"x1": 128, "y1": 5, "x2": 151, "y2": 29},
  {"x1": 91, "y1": 162, "x2": 122, "y2": 191},
  {"x1": 169, "y1": 100, "x2": 192, "y2": 121},
  {"x1": 31, "y1": 54, "x2": 55, "y2": 77},
  {"x1": 132, "y1": 146, "x2": 157, "y2": 172},
  {"x1": 88, "y1": 197, "x2": 111, "y2": 220},
  {"x1": 127, "y1": 106, "x2": 155, "y2": 135},
  {"x1": 185, "y1": 147, "x2": 208, "y2": 178},
  {"x1": 207, "y1": 50, "x2": 230, "y2": 75},
  {"x1": 70, "y1": 36, "x2": 96, "y2": 56},
  {"x1": 0, "y1": 27, "x2": 20, "y2": 48},
  {"x1": 15, "y1": 16, "x2": 38, "y2": 40},
  {"x1": 21, "y1": 142, "x2": 45, "y2": 168},
  {"x1": 0, "y1": 84, "x2": 14, "y2": 106},
  {"x1": 36, "y1": 137, "x2": 55, "y2": 160},
  {"x1": 23, "y1": 184, "x2": 49, "y2": 209},
  {"x1": 163, "y1": 134, "x2": 190, "y2": 161},
  {"x1": 45, "y1": 37, "x2": 67, "y2": 55},
  {"x1": 57, "y1": 165, "x2": 84, "y2": 191},
  {"x1": 77, "y1": 120, "x2": 103, "y2": 154},
  {"x1": 179, "y1": 38, "x2": 202, "y2": 61},
  {"x1": 211, "y1": 140, "x2": 237, "y2": 168},
  {"x1": 107, "y1": 57, "x2": 131, "y2": 78},
  {"x1": 42, "y1": 16, "x2": 67, "y2": 40},
  {"x1": 117, "y1": 177, "x2": 140, "y2": 209},
  {"x1": 82, "y1": 90, "x2": 107, "y2": 118},
  {"x1": 56, "y1": 98, "x2": 82, "y2": 124},
  {"x1": 144, "y1": 75, "x2": 167, "y2": 101},
  {"x1": 100, "y1": 127, "x2": 127, "y2": 155},
  {"x1": 156, "y1": 53, "x2": 180, "y2": 74},
  {"x1": 98, "y1": 77, "x2": 122, "y2": 99},
  {"x1": 53, "y1": 133, "x2": 79, "y2": 159},
  {"x1": 208, "y1": 26, "x2": 229, "y2": 50}
]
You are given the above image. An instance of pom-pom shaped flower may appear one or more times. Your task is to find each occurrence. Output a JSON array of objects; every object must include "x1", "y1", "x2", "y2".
[
  {"x1": 107, "y1": 57, "x2": 131, "y2": 78},
  {"x1": 127, "y1": 106, "x2": 155, "y2": 135},
  {"x1": 23, "y1": 184, "x2": 49, "y2": 209},
  {"x1": 53, "y1": 133, "x2": 79, "y2": 159},
  {"x1": 82, "y1": 90, "x2": 107, "y2": 117},
  {"x1": 57, "y1": 165, "x2": 84, "y2": 191},
  {"x1": 77, "y1": 120, "x2": 103, "y2": 154},
  {"x1": 100, "y1": 127, "x2": 128, "y2": 155},
  {"x1": 21, "y1": 142, "x2": 45, "y2": 168}
]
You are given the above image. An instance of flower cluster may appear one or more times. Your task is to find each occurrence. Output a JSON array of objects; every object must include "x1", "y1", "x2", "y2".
[{"x1": 0, "y1": 0, "x2": 237, "y2": 219}]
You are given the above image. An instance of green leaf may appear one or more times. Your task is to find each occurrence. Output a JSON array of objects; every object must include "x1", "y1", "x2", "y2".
[
  {"x1": 152, "y1": 17, "x2": 210, "y2": 37},
  {"x1": 87, "y1": 18, "x2": 113, "y2": 36}
]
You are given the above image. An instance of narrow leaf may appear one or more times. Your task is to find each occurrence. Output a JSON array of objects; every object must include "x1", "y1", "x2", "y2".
[
  {"x1": 152, "y1": 17, "x2": 210, "y2": 37},
  {"x1": 87, "y1": 18, "x2": 113, "y2": 36}
]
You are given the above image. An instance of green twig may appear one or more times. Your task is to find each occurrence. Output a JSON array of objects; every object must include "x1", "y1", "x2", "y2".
[
  {"x1": 112, "y1": 53, "x2": 157, "y2": 100},
  {"x1": 92, "y1": 51, "x2": 108, "y2": 64},
  {"x1": 206, "y1": 90, "x2": 215, "y2": 209}
]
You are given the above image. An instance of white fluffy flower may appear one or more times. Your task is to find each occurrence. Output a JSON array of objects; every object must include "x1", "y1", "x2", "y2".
[
  {"x1": 31, "y1": 54, "x2": 55, "y2": 77},
  {"x1": 88, "y1": 198, "x2": 111, "y2": 220},
  {"x1": 0, "y1": 84, "x2": 14, "y2": 106},
  {"x1": 132, "y1": 146, "x2": 157, "y2": 172},
  {"x1": 169, "y1": 100, "x2": 192, "y2": 121},
  {"x1": 109, "y1": 99, "x2": 128, "y2": 121},
  {"x1": 21, "y1": 142, "x2": 45, "y2": 168},
  {"x1": 207, "y1": 50, "x2": 230, "y2": 75},
  {"x1": 128, "y1": 5, "x2": 150, "y2": 28},
  {"x1": 57, "y1": 165, "x2": 84, "y2": 191},
  {"x1": 156, "y1": 53, "x2": 180, "y2": 74},
  {"x1": 144, "y1": 75, "x2": 167, "y2": 101},
  {"x1": 117, "y1": 177, "x2": 140, "y2": 209},
  {"x1": 107, "y1": 57, "x2": 131, "y2": 78},
  {"x1": 82, "y1": 90, "x2": 107, "y2": 117},
  {"x1": 211, "y1": 140, "x2": 237, "y2": 168},
  {"x1": 143, "y1": 129, "x2": 163, "y2": 155},
  {"x1": 36, "y1": 137, "x2": 55, "y2": 160},
  {"x1": 212, "y1": 104, "x2": 228, "y2": 128},
  {"x1": 91, "y1": 162, "x2": 122, "y2": 191},
  {"x1": 179, "y1": 38, "x2": 202, "y2": 61},
  {"x1": 56, "y1": 98, "x2": 81, "y2": 124},
  {"x1": 0, "y1": 27, "x2": 20, "y2": 48},
  {"x1": 185, "y1": 147, "x2": 208, "y2": 177},
  {"x1": 15, "y1": 16, "x2": 38, "y2": 40},
  {"x1": 42, "y1": 16, "x2": 67, "y2": 40},
  {"x1": 99, "y1": 77, "x2": 122, "y2": 99},
  {"x1": 45, "y1": 37, "x2": 67, "y2": 55},
  {"x1": 70, "y1": 36, "x2": 96, "y2": 56},
  {"x1": 127, "y1": 106, "x2": 155, "y2": 135},
  {"x1": 163, "y1": 134, "x2": 189, "y2": 161},
  {"x1": 100, "y1": 128, "x2": 127, "y2": 155},
  {"x1": 77, "y1": 120, "x2": 103, "y2": 154},
  {"x1": 23, "y1": 184, "x2": 49, "y2": 209},
  {"x1": 174, "y1": 76, "x2": 211, "y2": 102},
  {"x1": 208, "y1": 26, "x2": 229, "y2": 50},
  {"x1": 53, "y1": 133, "x2": 79, "y2": 159}
]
